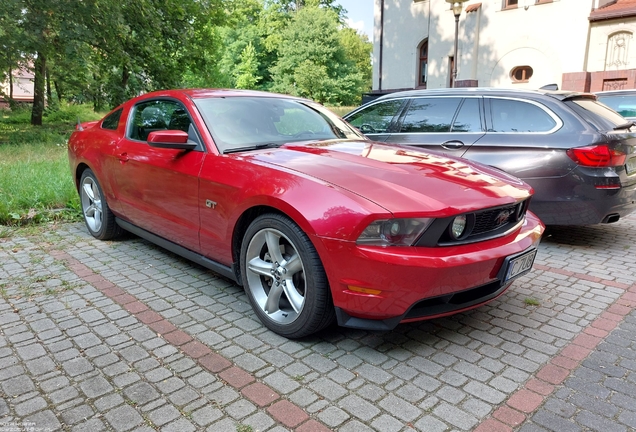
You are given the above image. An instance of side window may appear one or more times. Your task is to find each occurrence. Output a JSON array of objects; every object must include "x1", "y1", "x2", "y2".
[
  {"x1": 489, "y1": 99, "x2": 557, "y2": 132},
  {"x1": 101, "y1": 108, "x2": 122, "y2": 130},
  {"x1": 346, "y1": 100, "x2": 403, "y2": 134},
  {"x1": 452, "y1": 98, "x2": 482, "y2": 132},
  {"x1": 400, "y1": 97, "x2": 462, "y2": 133},
  {"x1": 129, "y1": 100, "x2": 192, "y2": 141}
]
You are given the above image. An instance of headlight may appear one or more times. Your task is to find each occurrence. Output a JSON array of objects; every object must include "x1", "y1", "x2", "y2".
[{"x1": 357, "y1": 218, "x2": 433, "y2": 246}]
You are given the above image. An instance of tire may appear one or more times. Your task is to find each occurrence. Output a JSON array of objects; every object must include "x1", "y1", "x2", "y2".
[
  {"x1": 240, "y1": 214, "x2": 335, "y2": 338},
  {"x1": 79, "y1": 169, "x2": 123, "y2": 240}
]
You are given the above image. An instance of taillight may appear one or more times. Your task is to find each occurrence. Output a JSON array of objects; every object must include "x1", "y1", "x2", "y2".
[{"x1": 566, "y1": 144, "x2": 627, "y2": 167}]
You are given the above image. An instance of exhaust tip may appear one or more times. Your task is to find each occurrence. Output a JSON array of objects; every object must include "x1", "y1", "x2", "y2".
[{"x1": 602, "y1": 214, "x2": 620, "y2": 224}]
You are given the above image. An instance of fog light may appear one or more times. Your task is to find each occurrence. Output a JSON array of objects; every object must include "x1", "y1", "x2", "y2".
[{"x1": 450, "y1": 215, "x2": 467, "y2": 239}]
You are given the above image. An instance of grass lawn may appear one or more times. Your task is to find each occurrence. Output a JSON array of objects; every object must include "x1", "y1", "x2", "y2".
[
  {"x1": 0, "y1": 104, "x2": 103, "y2": 227},
  {"x1": 328, "y1": 106, "x2": 356, "y2": 117}
]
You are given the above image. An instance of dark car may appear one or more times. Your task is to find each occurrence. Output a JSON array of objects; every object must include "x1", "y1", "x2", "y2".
[
  {"x1": 344, "y1": 88, "x2": 636, "y2": 226},
  {"x1": 68, "y1": 89, "x2": 543, "y2": 338},
  {"x1": 596, "y1": 89, "x2": 636, "y2": 122}
]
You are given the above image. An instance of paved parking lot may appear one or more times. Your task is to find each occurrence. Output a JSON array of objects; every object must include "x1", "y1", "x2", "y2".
[{"x1": 0, "y1": 214, "x2": 635, "y2": 432}]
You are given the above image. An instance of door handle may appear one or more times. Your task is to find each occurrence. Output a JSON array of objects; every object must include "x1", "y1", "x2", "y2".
[
  {"x1": 117, "y1": 152, "x2": 129, "y2": 162},
  {"x1": 441, "y1": 140, "x2": 465, "y2": 150}
]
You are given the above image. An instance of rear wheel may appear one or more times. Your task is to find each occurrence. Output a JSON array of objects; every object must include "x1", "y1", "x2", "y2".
[
  {"x1": 79, "y1": 169, "x2": 122, "y2": 240},
  {"x1": 240, "y1": 214, "x2": 335, "y2": 338}
]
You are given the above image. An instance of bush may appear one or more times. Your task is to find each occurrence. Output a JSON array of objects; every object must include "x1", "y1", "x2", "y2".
[
  {"x1": 0, "y1": 107, "x2": 32, "y2": 124},
  {"x1": 44, "y1": 103, "x2": 103, "y2": 124}
]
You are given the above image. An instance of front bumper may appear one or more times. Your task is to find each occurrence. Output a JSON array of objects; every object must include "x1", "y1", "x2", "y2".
[{"x1": 314, "y1": 212, "x2": 544, "y2": 330}]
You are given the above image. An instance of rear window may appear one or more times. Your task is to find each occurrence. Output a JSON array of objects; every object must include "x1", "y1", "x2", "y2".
[{"x1": 565, "y1": 98, "x2": 629, "y2": 131}]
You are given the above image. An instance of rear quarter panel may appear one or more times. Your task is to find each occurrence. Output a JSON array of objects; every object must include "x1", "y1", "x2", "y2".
[{"x1": 68, "y1": 126, "x2": 125, "y2": 214}]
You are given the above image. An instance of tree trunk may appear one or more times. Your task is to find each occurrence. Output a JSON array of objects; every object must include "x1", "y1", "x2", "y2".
[
  {"x1": 31, "y1": 53, "x2": 46, "y2": 126},
  {"x1": 8, "y1": 66, "x2": 13, "y2": 100},
  {"x1": 46, "y1": 67, "x2": 52, "y2": 105},
  {"x1": 122, "y1": 66, "x2": 130, "y2": 89},
  {"x1": 54, "y1": 80, "x2": 63, "y2": 103}
]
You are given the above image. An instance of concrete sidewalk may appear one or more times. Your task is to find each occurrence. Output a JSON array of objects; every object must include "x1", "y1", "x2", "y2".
[{"x1": 0, "y1": 215, "x2": 634, "y2": 432}]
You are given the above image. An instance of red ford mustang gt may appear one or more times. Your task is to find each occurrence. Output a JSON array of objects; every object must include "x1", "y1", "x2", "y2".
[{"x1": 68, "y1": 89, "x2": 544, "y2": 338}]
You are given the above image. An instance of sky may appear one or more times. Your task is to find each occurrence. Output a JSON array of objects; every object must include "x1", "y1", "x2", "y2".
[{"x1": 337, "y1": 0, "x2": 374, "y2": 41}]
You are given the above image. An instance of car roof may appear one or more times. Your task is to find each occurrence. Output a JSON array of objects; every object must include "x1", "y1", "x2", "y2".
[
  {"x1": 595, "y1": 89, "x2": 636, "y2": 96},
  {"x1": 372, "y1": 87, "x2": 594, "y2": 102},
  {"x1": 138, "y1": 88, "x2": 307, "y2": 101}
]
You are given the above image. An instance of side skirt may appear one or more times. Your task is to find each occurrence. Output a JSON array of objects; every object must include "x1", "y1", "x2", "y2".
[{"x1": 115, "y1": 218, "x2": 239, "y2": 283}]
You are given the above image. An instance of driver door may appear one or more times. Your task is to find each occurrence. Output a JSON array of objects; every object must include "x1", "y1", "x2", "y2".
[{"x1": 114, "y1": 99, "x2": 205, "y2": 251}]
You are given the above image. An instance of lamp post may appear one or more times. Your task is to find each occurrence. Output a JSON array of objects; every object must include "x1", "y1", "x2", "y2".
[{"x1": 446, "y1": 0, "x2": 468, "y2": 87}]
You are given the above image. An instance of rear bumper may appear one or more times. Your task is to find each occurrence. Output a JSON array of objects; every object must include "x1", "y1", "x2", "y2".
[
  {"x1": 314, "y1": 213, "x2": 544, "y2": 330},
  {"x1": 528, "y1": 169, "x2": 636, "y2": 225}
]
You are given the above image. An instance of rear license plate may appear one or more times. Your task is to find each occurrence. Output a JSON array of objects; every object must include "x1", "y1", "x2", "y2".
[
  {"x1": 627, "y1": 157, "x2": 636, "y2": 175},
  {"x1": 503, "y1": 248, "x2": 537, "y2": 283}
]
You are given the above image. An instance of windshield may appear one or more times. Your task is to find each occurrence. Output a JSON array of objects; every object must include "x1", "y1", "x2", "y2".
[{"x1": 193, "y1": 96, "x2": 366, "y2": 153}]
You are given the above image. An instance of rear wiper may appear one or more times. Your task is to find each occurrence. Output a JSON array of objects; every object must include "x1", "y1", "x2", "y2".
[
  {"x1": 614, "y1": 121, "x2": 635, "y2": 130},
  {"x1": 223, "y1": 143, "x2": 282, "y2": 154}
]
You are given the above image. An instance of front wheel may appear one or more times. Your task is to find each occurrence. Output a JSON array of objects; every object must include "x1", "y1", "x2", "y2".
[
  {"x1": 79, "y1": 169, "x2": 122, "y2": 240},
  {"x1": 240, "y1": 214, "x2": 335, "y2": 338}
]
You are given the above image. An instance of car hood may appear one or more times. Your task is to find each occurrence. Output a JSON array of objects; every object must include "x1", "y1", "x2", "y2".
[{"x1": 247, "y1": 140, "x2": 532, "y2": 216}]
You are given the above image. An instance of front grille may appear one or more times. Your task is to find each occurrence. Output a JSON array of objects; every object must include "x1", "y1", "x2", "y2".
[
  {"x1": 415, "y1": 199, "x2": 530, "y2": 247},
  {"x1": 472, "y1": 204, "x2": 519, "y2": 236}
]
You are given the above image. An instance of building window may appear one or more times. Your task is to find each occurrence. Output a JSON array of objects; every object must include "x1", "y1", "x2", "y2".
[
  {"x1": 511, "y1": 66, "x2": 533, "y2": 83},
  {"x1": 418, "y1": 40, "x2": 428, "y2": 88},
  {"x1": 606, "y1": 31, "x2": 632, "y2": 70},
  {"x1": 535, "y1": 0, "x2": 553, "y2": 4},
  {"x1": 602, "y1": 78, "x2": 628, "y2": 91},
  {"x1": 503, "y1": 0, "x2": 518, "y2": 9}
]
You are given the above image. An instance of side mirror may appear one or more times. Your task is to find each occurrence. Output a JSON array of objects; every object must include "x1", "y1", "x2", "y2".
[{"x1": 147, "y1": 130, "x2": 196, "y2": 150}]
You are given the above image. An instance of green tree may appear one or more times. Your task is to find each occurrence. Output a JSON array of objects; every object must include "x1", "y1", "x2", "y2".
[
  {"x1": 235, "y1": 43, "x2": 261, "y2": 89},
  {"x1": 19, "y1": 0, "x2": 66, "y2": 125},
  {"x1": 339, "y1": 28, "x2": 372, "y2": 93},
  {"x1": 0, "y1": 0, "x2": 24, "y2": 104},
  {"x1": 265, "y1": 0, "x2": 345, "y2": 19},
  {"x1": 214, "y1": 0, "x2": 275, "y2": 89},
  {"x1": 269, "y1": 6, "x2": 365, "y2": 105}
]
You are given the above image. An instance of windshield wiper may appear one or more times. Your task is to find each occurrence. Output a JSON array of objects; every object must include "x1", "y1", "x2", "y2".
[
  {"x1": 223, "y1": 143, "x2": 282, "y2": 154},
  {"x1": 614, "y1": 121, "x2": 635, "y2": 130}
]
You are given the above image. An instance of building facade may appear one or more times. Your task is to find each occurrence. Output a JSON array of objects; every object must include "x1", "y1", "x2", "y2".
[
  {"x1": 372, "y1": 0, "x2": 636, "y2": 94},
  {"x1": 0, "y1": 67, "x2": 35, "y2": 107}
]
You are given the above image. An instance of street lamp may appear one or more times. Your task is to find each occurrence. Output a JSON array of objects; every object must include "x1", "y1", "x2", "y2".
[{"x1": 446, "y1": 0, "x2": 468, "y2": 87}]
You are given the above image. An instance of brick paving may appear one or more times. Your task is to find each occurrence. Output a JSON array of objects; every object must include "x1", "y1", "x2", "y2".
[{"x1": 0, "y1": 213, "x2": 634, "y2": 431}]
